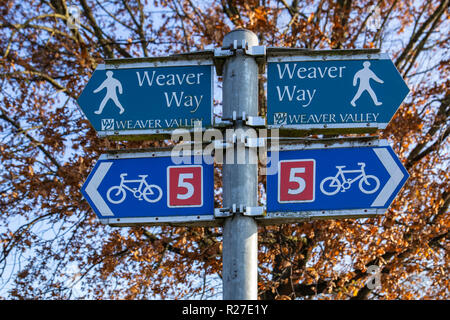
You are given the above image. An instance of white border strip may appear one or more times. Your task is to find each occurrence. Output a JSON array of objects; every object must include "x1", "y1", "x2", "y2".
[
  {"x1": 258, "y1": 208, "x2": 385, "y2": 223},
  {"x1": 268, "y1": 123, "x2": 388, "y2": 130},
  {"x1": 100, "y1": 149, "x2": 205, "y2": 160},
  {"x1": 99, "y1": 214, "x2": 217, "y2": 226},
  {"x1": 96, "y1": 58, "x2": 214, "y2": 70},
  {"x1": 270, "y1": 139, "x2": 388, "y2": 153}
]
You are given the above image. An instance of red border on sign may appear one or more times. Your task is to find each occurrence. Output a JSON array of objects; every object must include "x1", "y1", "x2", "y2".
[{"x1": 167, "y1": 165, "x2": 203, "y2": 208}]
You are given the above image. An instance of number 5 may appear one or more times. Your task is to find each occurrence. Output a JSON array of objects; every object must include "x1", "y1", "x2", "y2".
[
  {"x1": 288, "y1": 167, "x2": 306, "y2": 195},
  {"x1": 177, "y1": 173, "x2": 194, "y2": 200}
]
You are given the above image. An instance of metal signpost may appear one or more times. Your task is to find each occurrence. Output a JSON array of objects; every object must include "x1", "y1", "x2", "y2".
[
  {"x1": 77, "y1": 56, "x2": 214, "y2": 139},
  {"x1": 81, "y1": 151, "x2": 215, "y2": 226},
  {"x1": 220, "y1": 30, "x2": 261, "y2": 300},
  {"x1": 79, "y1": 29, "x2": 410, "y2": 300},
  {"x1": 261, "y1": 140, "x2": 409, "y2": 224},
  {"x1": 267, "y1": 51, "x2": 409, "y2": 133}
]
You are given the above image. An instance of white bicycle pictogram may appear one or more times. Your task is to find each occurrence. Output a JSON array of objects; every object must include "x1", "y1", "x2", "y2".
[
  {"x1": 106, "y1": 173, "x2": 163, "y2": 204},
  {"x1": 320, "y1": 162, "x2": 380, "y2": 196}
]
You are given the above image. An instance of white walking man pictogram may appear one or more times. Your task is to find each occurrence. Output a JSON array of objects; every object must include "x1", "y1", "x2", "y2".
[
  {"x1": 350, "y1": 61, "x2": 384, "y2": 107},
  {"x1": 93, "y1": 71, "x2": 125, "y2": 115}
]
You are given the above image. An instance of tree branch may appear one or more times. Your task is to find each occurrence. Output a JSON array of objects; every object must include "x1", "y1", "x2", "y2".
[
  {"x1": 0, "y1": 107, "x2": 61, "y2": 170},
  {"x1": 78, "y1": 0, "x2": 114, "y2": 58}
]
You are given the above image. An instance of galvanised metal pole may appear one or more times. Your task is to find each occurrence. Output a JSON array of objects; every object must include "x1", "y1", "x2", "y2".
[{"x1": 221, "y1": 29, "x2": 259, "y2": 300}]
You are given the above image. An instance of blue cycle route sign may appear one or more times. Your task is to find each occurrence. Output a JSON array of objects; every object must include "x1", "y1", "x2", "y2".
[
  {"x1": 264, "y1": 140, "x2": 409, "y2": 221},
  {"x1": 267, "y1": 52, "x2": 409, "y2": 132},
  {"x1": 77, "y1": 57, "x2": 213, "y2": 138},
  {"x1": 81, "y1": 151, "x2": 215, "y2": 226}
]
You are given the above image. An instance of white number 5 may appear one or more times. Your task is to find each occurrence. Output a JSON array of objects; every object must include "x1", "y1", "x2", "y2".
[
  {"x1": 177, "y1": 173, "x2": 194, "y2": 200},
  {"x1": 287, "y1": 167, "x2": 306, "y2": 195}
]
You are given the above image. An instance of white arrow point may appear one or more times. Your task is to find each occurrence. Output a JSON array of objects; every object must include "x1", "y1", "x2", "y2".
[
  {"x1": 371, "y1": 148, "x2": 404, "y2": 207},
  {"x1": 85, "y1": 161, "x2": 114, "y2": 216}
]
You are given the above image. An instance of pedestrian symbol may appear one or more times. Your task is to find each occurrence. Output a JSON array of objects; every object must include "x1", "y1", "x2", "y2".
[
  {"x1": 93, "y1": 71, "x2": 125, "y2": 115},
  {"x1": 350, "y1": 61, "x2": 384, "y2": 107}
]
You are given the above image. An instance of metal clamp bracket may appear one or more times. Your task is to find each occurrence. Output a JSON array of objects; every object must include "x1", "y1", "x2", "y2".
[
  {"x1": 214, "y1": 42, "x2": 265, "y2": 57},
  {"x1": 214, "y1": 205, "x2": 265, "y2": 218},
  {"x1": 214, "y1": 45, "x2": 266, "y2": 76},
  {"x1": 213, "y1": 133, "x2": 265, "y2": 149}
]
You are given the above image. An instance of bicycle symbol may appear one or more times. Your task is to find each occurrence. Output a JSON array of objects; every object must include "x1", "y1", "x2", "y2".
[
  {"x1": 320, "y1": 162, "x2": 380, "y2": 196},
  {"x1": 106, "y1": 173, "x2": 163, "y2": 204}
]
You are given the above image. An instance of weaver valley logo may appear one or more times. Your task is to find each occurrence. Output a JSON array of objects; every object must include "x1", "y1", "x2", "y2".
[
  {"x1": 101, "y1": 119, "x2": 115, "y2": 130},
  {"x1": 273, "y1": 112, "x2": 287, "y2": 125}
]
